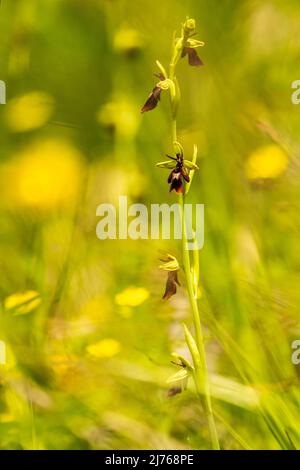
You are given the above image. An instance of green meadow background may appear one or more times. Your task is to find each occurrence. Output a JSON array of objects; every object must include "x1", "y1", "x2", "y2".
[{"x1": 1, "y1": 0, "x2": 300, "y2": 450}]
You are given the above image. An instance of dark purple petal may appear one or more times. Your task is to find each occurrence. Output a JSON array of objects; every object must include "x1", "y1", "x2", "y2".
[
  {"x1": 141, "y1": 86, "x2": 162, "y2": 113},
  {"x1": 182, "y1": 168, "x2": 190, "y2": 183},
  {"x1": 152, "y1": 86, "x2": 162, "y2": 101},
  {"x1": 162, "y1": 270, "x2": 180, "y2": 300},
  {"x1": 167, "y1": 387, "x2": 182, "y2": 398},
  {"x1": 181, "y1": 47, "x2": 188, "y2": 58},
  {"x1": 187, "y1": 47, "x2": 204, "y2": 66},
  {"x1": 169, "y1": 172, "x2": 184, "y2": 193},
  {"x1": 167, "y1": 169, "x2": 175, "y2": 184}
]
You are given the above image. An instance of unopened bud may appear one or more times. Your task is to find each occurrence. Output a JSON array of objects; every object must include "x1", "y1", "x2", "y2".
[{"x1": 184, "y1": 18, "x2": 196, "y2": 33}]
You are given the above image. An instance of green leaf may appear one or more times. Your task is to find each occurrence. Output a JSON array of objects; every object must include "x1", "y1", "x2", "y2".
[
  {"x1": 155, "y1": 60, "x2": 167, "y2": 79},
  {"x1": 157, "y1": 79, "x2": 172, "y2": 91},
  {"x1": 187, "y1": 39, "x2": 205, "y2": 49},
  {"x1": 171, "y1": 353, "x2": 193, "y2": 371},
  {"x1": 183, "y1": 159, "x2": 199, "y2": 170},
  {"x1": 186, "y1": 145, "x2": 198, "y2": 194},
  {"x1": 183, "y1": 324, "x2": 202, "y2": 370},
  {"x1": 167, "y1": 368, "x2": 189, "y2": 384},
  {"x1": 156, "y1": 161, "x2": 175, "y2": 169},
  {"x1": 159, "y1": 253, "x2": 179, "y2": 271}
]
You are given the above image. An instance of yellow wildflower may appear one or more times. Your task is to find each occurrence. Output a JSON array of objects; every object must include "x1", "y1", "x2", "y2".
[
  {"x1": 113, "y1": 28, "x2": 143, "y2": 54},
  {"x1": 115, "y1": 287, "x2": 150, "y2": 307},
  {"x1": 5, "y1": 91, "x2": 54, "y2": 132},
  {"x1": 246, "y1": 145, "x2": 288, "y2": 181},
  {"x1": 1, "y1": 139, "x2": 83, "y2": 210},
  {"x1": 86, "y1": 339, "x2": 121, "y2": 359}
]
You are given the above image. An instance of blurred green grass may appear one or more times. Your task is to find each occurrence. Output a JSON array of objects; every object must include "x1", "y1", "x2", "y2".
[{"x1": 1, "y1": 0, "x2": 300, "y2": 450}]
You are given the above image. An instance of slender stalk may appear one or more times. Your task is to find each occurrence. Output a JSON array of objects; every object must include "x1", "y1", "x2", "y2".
[
  {"x1": 143, "y1": 18, "x2": 219, "y2": 449},
  {"x1": 168, "y1": 28, "x2": 220, "y2": 450},
  {"x1": 179, "y1": 195, "x2": 220, "y2": 450},
  {"x1": 171, "y1": 119, "x2": 177, "y2": 146}
]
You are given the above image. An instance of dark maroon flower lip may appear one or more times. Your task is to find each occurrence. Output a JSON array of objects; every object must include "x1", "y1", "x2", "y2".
[
  {"x1": 167, "y1": 153, "x2": 190, "y2": 194},
  {"x1": 167, "y1": 386, "x2": 182, "y2": 398},
  {"x1": 162, "y1": 270, "x2": 180, "y2": 300},
  {"x1": 141, "y1": 86, "x2": 162, "y2": 113},
  {"x1": 141, "y1": 73, "x2": 166, "y2": 113},
  {"x1": 181, "y1": 47, "x2": 204, "y2": 66},
  {"x1": 168, "y1": 171, "x2": 185, "y2": 194}
]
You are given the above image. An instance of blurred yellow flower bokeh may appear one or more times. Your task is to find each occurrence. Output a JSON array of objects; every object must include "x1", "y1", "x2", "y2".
[
  {"x1": 0, "y1": 413, "x2": 14, "y2": 423},
  {"x1": 1, "y1": 139, "x2": 84, "y2": 210},
  {"x1": 113, "y1": 28, "x2": 144, "y2": 54},
  {"x1": 86, "y1": 339, "x2": 121, "y2": 358},
  {"x1": 5, "y1": 91, "x2": 54, "y2": 132},
  {"x1": 115, "y1": 287, "x2": 150, "y2": 307},
  {"x1": 4, "y1": 290, "x2": 41, "y2": 315},
  {"x1": 246, "y1": 144, "x2": 288, "y2": 181},
  {"x1": 97, "y1": 99, "x2": 140, "y2": 138},
  {"x1": 50, "y1": 354, "x2": 78, "y2": 376}
]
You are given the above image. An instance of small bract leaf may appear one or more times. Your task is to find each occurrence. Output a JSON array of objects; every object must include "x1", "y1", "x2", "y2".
[
  {"x1": 173, "y1": 141, "x2": 184, "y2": 157},
  {"x1": 159, "y1": 260, "x2": 179, "y2": 271},
  {"x1": 167, "y1": 368, "x2": 189, "y2": 384},
  {"x1": 183, "y1": 159, "x2": 199, "y2": 170},
  {"x1": 183, "y1": 324, "x2": 202, "y2": 370},
  {"x1": 186, "y1": 145, "x2": 198, "y2": 194},
  {"x1": 171, "y1": 352, "x2": 193, "y2": 371},
  {"x1": 156, "y1": 161, "x2": 176, "y2": 169},
  {"x1": 159, "y1": 254, "x2": 179, "y2": 271},
  {"x1": 155, "y1": 60, "x2": 167, "y2": 79},
  {"x1": 157, "y1": 79, "x2": 171, "y2": 91},
  {"x1": 187, "y1": 39, "x2": 205, "y2": 48}
]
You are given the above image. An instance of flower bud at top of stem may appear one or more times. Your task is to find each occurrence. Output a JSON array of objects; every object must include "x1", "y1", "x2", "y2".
[{"x1": 183, "y1": 18, "x2": 196, "y2": 36}]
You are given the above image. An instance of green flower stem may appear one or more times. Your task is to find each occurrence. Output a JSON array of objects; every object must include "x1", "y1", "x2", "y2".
[
  {"x1": 180, "y1": 194, "x2": 220, "y2": 450},
  {"x1": 168, "y1": 26, "x2": 220, "y2": 450},
  {"x1": 171, "y1": 119, "x2": 177, "y2": 147}
]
